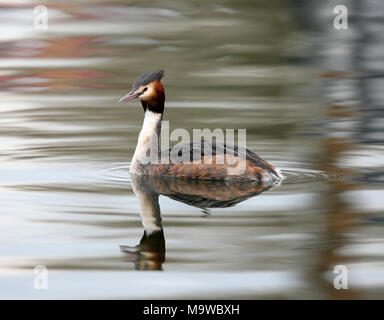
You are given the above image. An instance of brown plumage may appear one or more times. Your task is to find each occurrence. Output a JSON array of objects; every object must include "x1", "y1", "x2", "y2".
[{"x1": 142, "y1": 155, "x2": 265, "y2": 181}]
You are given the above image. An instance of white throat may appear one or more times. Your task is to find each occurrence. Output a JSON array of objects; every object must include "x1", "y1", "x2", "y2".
[{"x1": 130, "y1": 111, "x2": 162, "y2": 174}]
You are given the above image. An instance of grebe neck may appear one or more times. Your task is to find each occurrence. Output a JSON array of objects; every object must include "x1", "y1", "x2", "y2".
[{"x1": 130, "y1": 110, "x2": 162, "y2": 174}]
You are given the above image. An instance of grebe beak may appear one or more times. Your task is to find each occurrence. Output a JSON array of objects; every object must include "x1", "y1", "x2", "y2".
[{"x1": 118, "y1": 90, "x2": 139, "y2": 102}]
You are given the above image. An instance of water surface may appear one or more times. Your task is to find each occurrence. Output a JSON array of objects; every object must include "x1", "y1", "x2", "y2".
[{"x1": 0, "y1": 0, "x2": 383, "y2": 299}]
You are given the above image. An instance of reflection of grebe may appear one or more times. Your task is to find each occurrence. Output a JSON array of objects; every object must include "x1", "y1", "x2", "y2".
[
  {"x1": 119, "y1": 70, "x2": 283, "y2": 182},
  {"x1": 120, "y1": 175, "x2": 272, "y2": 271}
]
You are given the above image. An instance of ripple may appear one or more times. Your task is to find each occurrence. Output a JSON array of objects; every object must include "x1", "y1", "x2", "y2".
[
  {"x1": 99, "y1": 162, "x2": 131, "y2": 184},
  {"x1": 100, "y1": 163, "x2": 332, "y2": 186},
  {"x1": 280, "y1": 168, "x2": 333, "y2": 185}
]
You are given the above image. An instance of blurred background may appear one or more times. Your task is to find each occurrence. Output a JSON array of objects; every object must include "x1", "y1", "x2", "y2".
[{"x1": 0, "y1": 0, "x2": 383, "y2": 299}]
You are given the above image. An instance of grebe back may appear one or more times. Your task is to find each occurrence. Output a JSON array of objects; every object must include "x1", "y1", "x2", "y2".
[{"x1": 119, "y1": 69, "x2": 283, "y2": 183}]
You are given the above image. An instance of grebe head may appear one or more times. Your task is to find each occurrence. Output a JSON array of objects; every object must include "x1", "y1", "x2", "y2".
[{"x1": 119, "y1": 69, "x2": 165, "y2": 113}]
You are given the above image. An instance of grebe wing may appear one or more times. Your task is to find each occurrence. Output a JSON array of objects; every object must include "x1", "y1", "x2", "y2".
[{"x1": 161, "y1": 140, "x2": 278, "y2": 176}]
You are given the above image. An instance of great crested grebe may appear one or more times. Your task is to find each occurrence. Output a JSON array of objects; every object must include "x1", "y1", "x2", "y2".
[{"x1": 119, "y1": 69, "x2": 283, "y2": 182}]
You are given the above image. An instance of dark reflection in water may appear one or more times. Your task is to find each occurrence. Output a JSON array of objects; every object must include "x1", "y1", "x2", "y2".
[
  {"x1": 301, "y1": 0, "x2": 384, "y2": 299},
  {"x1": 121, "y1": 175, "x2": 272, "y2": 271},
  {"x1": 121, "y1": 230, "x2": 166, "y2": 271}
]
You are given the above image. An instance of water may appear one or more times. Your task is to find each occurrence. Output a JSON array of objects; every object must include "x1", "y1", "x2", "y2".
[{"x1": 0, "y1": 0, "x2": 383, "y2": 299}]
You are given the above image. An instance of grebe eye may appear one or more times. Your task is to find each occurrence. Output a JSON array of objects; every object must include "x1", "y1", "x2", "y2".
[{"x1": 143, "y1": 87, "x2": 148, "y2": 92}]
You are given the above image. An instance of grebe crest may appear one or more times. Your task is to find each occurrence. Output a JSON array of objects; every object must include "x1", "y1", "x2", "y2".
[{"x1": 119, "y1": 69, "x2": 284, "y2": 184}]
